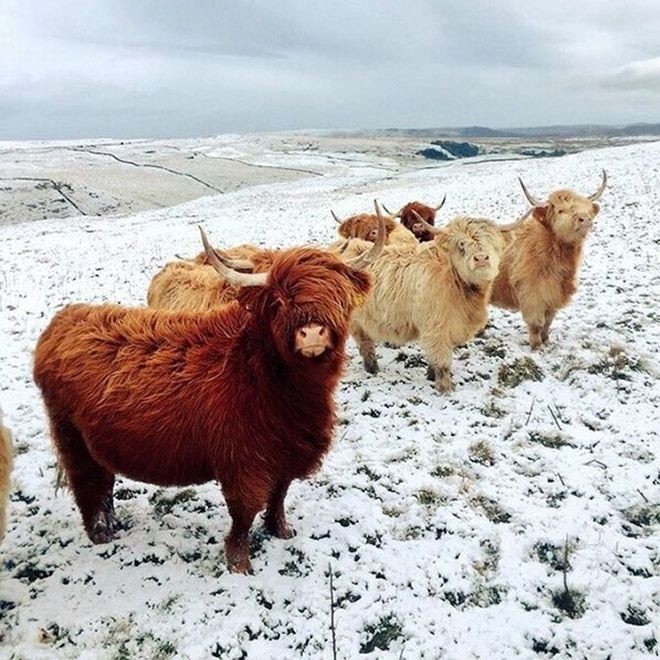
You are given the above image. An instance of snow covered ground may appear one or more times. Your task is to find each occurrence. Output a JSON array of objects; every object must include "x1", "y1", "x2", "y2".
[{"x1": 0, "y1": 136, "x2": 658, "y2": 659}]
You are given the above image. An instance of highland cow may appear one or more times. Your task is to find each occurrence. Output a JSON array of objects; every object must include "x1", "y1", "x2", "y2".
[
  {"x1": 34, "y1": 227, "x2": 383, "y2": 573},
  {"x1": 343, "y1": 204, "x2": 524, "y2": 392},
  {"x1": 147, "y1": 245, "x2": 278, "y2": 312},
  {"x1": 0, "y1": 407, "x2": 12, "y2": 542},
  {"x1": 383, "y1": 197, "x2": 447, "y2": 242},
  {"x1": 331, "y1": 209, "x2": 418, "y2": 246},
  {"x1": 490, "y1": 171, "x2": 607, "y2": 348}
]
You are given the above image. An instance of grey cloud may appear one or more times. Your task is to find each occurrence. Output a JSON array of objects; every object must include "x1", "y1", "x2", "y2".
[{"x1": 1, "y1": 0, "x2": 659, "y2": 140}]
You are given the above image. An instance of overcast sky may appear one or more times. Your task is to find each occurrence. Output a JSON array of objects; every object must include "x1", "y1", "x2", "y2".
[{"x1": 1, "y1": 0, "x2": 659, "y2": 140}]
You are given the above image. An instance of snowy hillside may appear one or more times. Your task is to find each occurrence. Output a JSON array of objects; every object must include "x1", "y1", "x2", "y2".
[{"x1": 0, "y1": 137, "x2": 658, "y2": 659}]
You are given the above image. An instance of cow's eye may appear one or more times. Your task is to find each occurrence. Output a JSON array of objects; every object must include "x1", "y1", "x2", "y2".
[{"x1": 458, "y1": 240, "x2": 467, "y2": 252}]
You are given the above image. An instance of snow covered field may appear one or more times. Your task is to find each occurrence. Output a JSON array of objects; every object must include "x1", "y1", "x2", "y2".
[{"x1": 0, "y1": 136, "x2": 658, "y2": 659}]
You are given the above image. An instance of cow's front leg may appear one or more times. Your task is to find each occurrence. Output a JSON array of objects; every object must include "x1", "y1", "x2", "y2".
[
  {"x1": 521, "y1": 306, "x2": 546, "y2": 350},
  {"x1": 421, "y1": 338, "x2": 454, "y2": 393},
  {"x1": 541, "y1": 309, "x2": 557, "y2": 344},
  {"x1": 353, "y1": 325, "x2": 379, "y2": 374},
  {"x1": 264, "y1": 479, "x2": 295, "y2": 539},
  {"x1": 222, "y1": 477, "x2": 272, "y2": 574}
]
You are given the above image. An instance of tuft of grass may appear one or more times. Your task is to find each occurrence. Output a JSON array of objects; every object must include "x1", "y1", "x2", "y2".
[
  {"x1": 474, "y1": 538, "x2": 500, "y2": 575},
  {"x1": 468, "y1": 440, "x2": 495, "y2": 466},
  {"x1": 360, "y1": 614, "x2": 404, "y2": 654},
  {"x1": 551, "y1": 538, "x2": 586, "y2": 620},
  {"x1": 416, "y1": 488, "x2": 445, "y2": 507},
  {"x1": 622, "y1": 504, "x2": 660, "y2": 537},
  {"x1": 620, "y1": 605, "x2": 650, "y2": 626},
  {"x1": 404, "y1": 354, "x2": 427, "y2": 369},
  {"x1": 588, "y1": 344, "x2": 646, "y2": 381},
  {"x1": 498, "y1": 357, "x2": 544, "y2": 388},
  {"x1": 528, "y1": 430, "x2": 574, "y2": 449},
  {"x1": 382, "y1": 506, "x2": 401, "y2": 518},
  {"x1": 149, "y1": 488, "x2": 197, "y2": 516},
  {"x1": 471, "y1": 495, "x2": 511, "y2": 523},
  {"x1": 431, "y1": 464, "x2": 455, "y2": 478},
  {"x1": 481, "y1": 400, "x2": 507, "y2": 418},
  {"x1": 37, "y1": 623, "x2": 72, "y2": 647},
  {"x1": 443, "y1": 591, "x2": 466, "y2": 607},
  {"x1": 551, "y1": 588, "x2": 586, "y2": 619},
  {"x1": 469, "y1": 584, "x2": 507, "y2": 608},
  {"x1": 115, "y1": 487, "x2": 146, "y2": 501},
  {"x1": 483, "y1": 343, "x2": 506, "y2": 359},
  {"x1": 15, "y1": 563, "x2": 55, "y2": 583},
  {"x1": 534, "y1": 542, "x2": 573, "y2": 571},
  {"x1": 531, "y1": 639, "x2": 561, "y2": 655},
  {"x1": 356, "y1": 465, "x2": 381, "y2": 481}
]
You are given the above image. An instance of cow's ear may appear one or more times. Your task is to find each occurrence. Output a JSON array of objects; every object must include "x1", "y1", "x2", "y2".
[
  {"x1": 532, "y1": 204, "x2": 550, "y2": 225},
  {"x1": 591, "y1": 202, "x2": 600, "y2": 217}
]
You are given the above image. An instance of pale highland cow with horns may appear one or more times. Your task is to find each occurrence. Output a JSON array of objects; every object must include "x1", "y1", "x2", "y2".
[
  {"x1": 343, "y1": 203, "x2": 526, "y2": 392},
  {"x1": 491, "y1": 171, "x2": 607, "y2": 348}
]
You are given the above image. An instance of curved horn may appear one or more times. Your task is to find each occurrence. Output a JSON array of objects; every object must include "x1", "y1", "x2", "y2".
[
  {"x1": 434, "y1": 194, "x2": 447, "y2": 212},
  {"x1": 498, "y1": 207, "x2": 533, "y2": 232},
  {"x1": 216, "y1": 254, "x2": 256, "y2": 271},
  {"x1": 589, "y1": 169, "x2": 607, "y2": 201},
  {"x1": 381, "y1": 203, "x2": 400, "y2": 218},
  {"x1": 411, "y1": 209, "x2": 442, "y2": 236},
  {"x1": 348, "y1": 200, "x2": 387, "y2": 270},
  {"x1": 331, "y1": 210, "x2": 342, "y2": 224},
  {"x1": 518, "y1": 177, "x2": 541, "y2": 206},
  {"x1": 199, "y1": 227, "x2": 267, "y2": 287}
]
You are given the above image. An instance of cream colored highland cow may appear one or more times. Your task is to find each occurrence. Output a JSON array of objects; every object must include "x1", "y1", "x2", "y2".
[
  {"x1": 147, "y1": 245, "x2": 278, "y2": 312},
  {"x1": 491, "y1": 171, "x2": 607, "y2": 348},
  {"x1": 147, "y1": 212, "x2": 386, "y2": 313},
  {"x1": 344, "y1": 204, "x2": 524, "y2": 392},
  {"x1": 0, "y1": 406, "x2": 12, "y2": 541}
]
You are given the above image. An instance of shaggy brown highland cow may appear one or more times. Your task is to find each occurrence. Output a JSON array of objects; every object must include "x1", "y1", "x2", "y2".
[{"x1": 34, "y1": 227, "x2": 384, "y2": 573}]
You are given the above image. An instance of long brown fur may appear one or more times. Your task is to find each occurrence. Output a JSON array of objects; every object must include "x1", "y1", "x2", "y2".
[
  {"x1": 342, "y1": 217, "x2": 506, "y2": 392},
  {"x1": 0, "y1": 407, "x2": 12, "y2": 542},
  {"x1": 399, "y1": 202, "x2": 438, "y2": 242},
  {"x1": 491, "y1": 188, "x2": 601, "y2": 348},
  {"x1": 34, "y1": 247, "x2": 371, "y2": 573}
]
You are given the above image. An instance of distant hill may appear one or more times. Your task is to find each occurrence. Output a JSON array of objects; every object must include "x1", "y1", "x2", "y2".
[{"x1": 322, "y1": 123, "x2": 660, "y2": 139}]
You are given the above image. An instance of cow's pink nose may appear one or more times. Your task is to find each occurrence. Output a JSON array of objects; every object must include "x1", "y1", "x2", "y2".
[
  {"x1": 413, "y1": 223, "x2": 423, "y2": 233},
  {"x1": 368, "y1": 230, "x2": 378, "y2": 240},
  {"x1": 474, "y1": 253, "x2": 490, "y2": 267},
  {"x1": 295, "y1": 324, "x2": 332, "y2": 357}
]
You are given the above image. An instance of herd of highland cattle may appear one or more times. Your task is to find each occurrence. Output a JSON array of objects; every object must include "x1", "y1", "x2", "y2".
[{"x1": 0, "y1": 171, "x2": 607, "y2": 574}]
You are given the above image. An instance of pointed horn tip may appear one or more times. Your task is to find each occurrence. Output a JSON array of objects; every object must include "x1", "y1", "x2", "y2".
[
  {"x1": 589, "y1": 169, "x2": 608, "y2": 201},
  {"x1": 198, "y1": 225, "x2": 212, "y2": 250}
]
